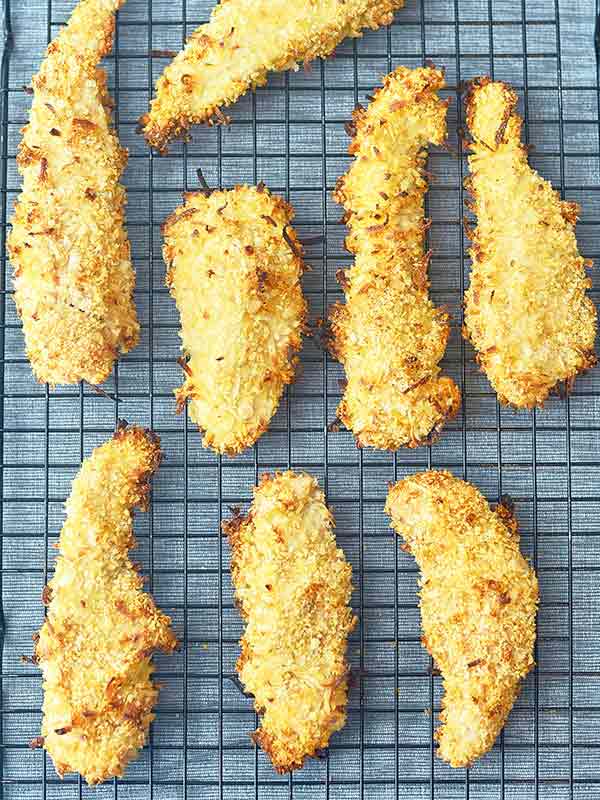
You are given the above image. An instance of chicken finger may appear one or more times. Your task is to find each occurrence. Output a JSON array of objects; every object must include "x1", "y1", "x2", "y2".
[
  {"x1": 385, "y1": 470, "x2": 538, "y2": 767},
  {"x1": 8, "y1": 0, "x2": 139, "y2": 385},
  {"x1": 328, "y1": 66, "x2": 461, "y2": 449},
  {"x1": 34, "y1": 423, "x2": 177, "y2": 784},
  {"x1": 140, "y1": 0, "x2": 405, "y2": 152},
  {"x1": 163, "y1": 184, "x2": 307, "y2": 455},
  {"x1": 223, "y1": 471, "x2": 357, "y2": 772},
  {"x1": 464, "y1": 77, "x2": 597, "y2": 407}
]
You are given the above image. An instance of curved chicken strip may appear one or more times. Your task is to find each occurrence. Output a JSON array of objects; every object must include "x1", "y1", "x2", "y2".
[
  {"x1": 164, "y1": 185, "x2": 307, "y2": 455},
  {"x1": 7, "y1": 0, "x2": 139, "y2": 385},
  {"x1": 328, "y1": 66, "x2": 461, "y2": 449},
  {"x1": 140, "y1": 0, "x2": 404, "y2": 152},
  {"x1": 464, "y1": 78, "x2": 597, "y2": 407},
  {"x1": 35, "y1": 424, "x2": 177, "y2": 784},
  {"x1": 385, "y1": 470, "x2": 538, "y2": 767},
  {"x1": 223, "y1": 471, "x2": 357, "y2": 772}
]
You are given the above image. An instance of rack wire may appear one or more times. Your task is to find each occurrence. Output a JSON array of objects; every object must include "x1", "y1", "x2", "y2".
[{"x1": 1, "y1": 0, "x2": 600, "y2": 798}]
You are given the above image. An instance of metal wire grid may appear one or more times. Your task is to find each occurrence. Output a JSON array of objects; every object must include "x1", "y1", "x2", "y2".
[{"x1": 0, "y1": 0, "x2": 600, "y2": 798}]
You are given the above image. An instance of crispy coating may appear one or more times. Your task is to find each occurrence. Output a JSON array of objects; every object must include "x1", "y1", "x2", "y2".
[
  {"x1": 35, "y1": 424, "x2": 177, "y2": 784},
  {"x1": 164, "y1": 185, "x2": 307, "y2": 455},
  {"x1": 223, "y1": 471, "x2": 357, "y2": 772},
  {"x1": 464, "y1": 78, "x2": 597, "y2": 407},
  {"x1": 7, "y1": 0, "x2": 140, "y2": 385},
  {"x1": 140, "y1": 0, "x2": 405, "y2": 152},
  {"x1": 385, "y1": 470, "x2": 538, "y2": 767},
  {"x1": 328, "y1": 66, "x2": 461, "y2": 449}
]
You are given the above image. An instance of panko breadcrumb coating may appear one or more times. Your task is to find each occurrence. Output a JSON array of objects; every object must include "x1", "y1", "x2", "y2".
[
  {"x1": 34, "y1": 424, "x2": 177, "y2": 784},
  {"x1": 328, "y1": 66, "x2": 461, "y2": 450},
  {"x1": 464, "y1": 78, "x2": 597, "y2": 407},
  {"x1": 385, "y1": 470, "x2": 538, "y2": 767},
  {"x1": 223, "y1": 471, "x2": 357, "y2": 772},
  {"x1": 140, "y1": 0, "x2": 405, "y2": 152},
  {"x1": 8, "y1": 0, "x2": 139, "y2": 386},
  {"x1": 164, "y1": 184, "x2": 307, "y2": 455}
]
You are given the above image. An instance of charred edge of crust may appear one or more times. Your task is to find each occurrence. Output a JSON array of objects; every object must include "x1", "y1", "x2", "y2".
[
  {"x1": 464, "y1": 76, "x2": 520, "y2": 148},
  {"x1": 251, "y1": 728, "x2": 307, "y2": 774},
  {"x1": 139, "y1": 104, "x2": 231, "y2": 155},
  {"x1": 113, "y1": 421, "x2": 163, "y2": 509},
  {"x1": 561, "y1": 200, "x2": 582, "y2": 226},
  {"x1": 495, "y1": 493, "x2": 519, "y2": 537},
  {"x1": 114, "y1": 419, "x2": 162, "y2": 451},
  {"x1": 352, "y1": 381, "x2": 462, "y2": 451},
  {"x1": 342, "y1": 65, "x2": 446, "y2": 158},
  {"x1": 317, "y1": 311, "x2": 339, "y2": 358},
  {"x1": 198, "y1": 418, "x2": 275, "y2": 457},
  {"x1": 406, "y1": 398, "x2": 461, "y2": 449},
  {"x1": 498, "y1": 493, "x2": 515, "y2": 514},
  {"x1": 222, "y1": 506, "x2": 252, "y2": 716},
  {"x1": 551, "y1": 349, "x2": 598, "y2": 399},
  {"x1": 162, "y1": 199, "x2": 201, "y2": 234},
  {"x1": 221, "y1": 505, "x2": 249, "y2": 556},
  {"x1": 251, "y1": 703, "x2": 346, "y2": 774},
  {"x1": 29, "y1": 736, "x2": 45, "y2": 749},
  {"x1": 41, "y1": 584, "x2": 52, "y2": 606}
]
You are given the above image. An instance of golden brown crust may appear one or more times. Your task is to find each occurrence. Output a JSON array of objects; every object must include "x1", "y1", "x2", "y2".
[
  {"x1": 7, "y1": 0, "x2": 140, "y2": 385},
  {"x1": 385, "y1": 470, "x2": 538, "y2": 767},
  {"x1": 223, "y1": 471, "x2": 356, "y2": 772},
  {"x1": 164, "y1": 185, "x2": 307, "y2": 455},
  {"x1": 463, "y1": 77, "x2": 597, "y2": 408},
  {"x1": 140, "y1": 0, "x2": 405, "y2": 152},
  {"x1": 35, "y1": 424, "x2": 177, "y2": 784},
  {"x1": 328, "y1": 66, "x2": 461, "y2": 450}
]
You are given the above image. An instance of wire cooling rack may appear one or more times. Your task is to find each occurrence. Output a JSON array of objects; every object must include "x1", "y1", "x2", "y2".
[{"x1": 1, "y1": 0, "x2": 600, "y2": 798}]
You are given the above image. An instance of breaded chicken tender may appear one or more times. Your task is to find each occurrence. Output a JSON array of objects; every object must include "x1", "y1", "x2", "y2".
[
  {"x1": 164, "y1": 184, "x2": 307, "y2": 455},
  {"x1": 223, "y1": 471, "x2": 357, "y2": 772},
  {"x1": 7, "y1": 0, "x2": 140, "y2": 385},
  {"x1": 328, "y1": 66, "x2": 461, "y2": 449},
  {"x1": 34, "y1": 424, "x2": 177, "y2": 784},
  {"x1": 464, "y1": 78, "x2": 597, "y2": 407},
  {"x1": 140, "y1": 0, "x2": 405, "y2": 152},
  {"x1": 385, "y1": 470, "x2": 538, "y2": 767}
]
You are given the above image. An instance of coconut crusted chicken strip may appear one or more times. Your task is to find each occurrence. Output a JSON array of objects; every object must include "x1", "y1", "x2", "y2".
[
  {"x1": 223, "y1": 471, "x2": 357, "y2": 772},
  {"x1": 140, "y1": 0, "x2": 405, "y2": 152},
  {"x1": 164, "y1": 184, "x2": 307, "y2": 455},
  {"x1": 464, "y1": 78, "x2": 597, "y2": 407},
  {"x1": 385, "y1": 471, "x2": 538, "y2": 767},
  {"x1": 7, "y1": 0, "x2": 139, "y2": 385},
  {"x1": 34, "y1": 424, "x2": 177, "y2": 784},
  {"x1": 328, "y1": 66, "x2": 461, "y2": 450}
]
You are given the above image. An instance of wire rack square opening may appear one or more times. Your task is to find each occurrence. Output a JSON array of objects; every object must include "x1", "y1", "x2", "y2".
[{"x1": 1, "y1": 0, "x2": 600, "y2": 798}]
